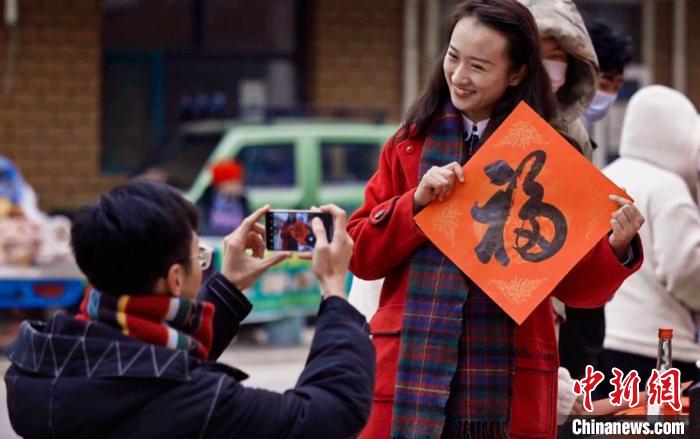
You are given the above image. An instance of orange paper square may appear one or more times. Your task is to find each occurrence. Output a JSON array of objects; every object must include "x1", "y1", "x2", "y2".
[{"x1": 414, "y1": 101, "x2": 628, "y2": 325}]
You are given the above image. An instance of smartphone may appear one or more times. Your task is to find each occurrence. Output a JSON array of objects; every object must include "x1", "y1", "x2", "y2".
[{"x1": 265, "y1": 209, "x2": 334, "y2": 252}]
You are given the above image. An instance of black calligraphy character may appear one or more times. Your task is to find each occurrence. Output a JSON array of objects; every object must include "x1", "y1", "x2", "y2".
[
  {"x1": 513, "y1": 151, "x2": 567, "y2": 262},
  {"x1": 471, "y1": 150, "x2": 567, "y2": 266},
  {"x1": 471, "y1": 160, "x2": 516, "y2": 266}
]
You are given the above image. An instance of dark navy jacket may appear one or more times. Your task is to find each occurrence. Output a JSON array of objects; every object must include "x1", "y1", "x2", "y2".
[{"x1": 4, "y1": 273, "x2": 375, "y2": 438}]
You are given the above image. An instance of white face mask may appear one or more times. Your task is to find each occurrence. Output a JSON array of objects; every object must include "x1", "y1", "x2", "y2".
[
  {"x1": 584, "y1": 90, "x2": 618, "y2": 123},
  {"x1": 543, "y1": 59, "x2": 568, "y2": 94}
]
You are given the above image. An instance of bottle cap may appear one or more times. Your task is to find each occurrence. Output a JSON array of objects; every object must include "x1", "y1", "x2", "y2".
[{"x1": 659, "y1": 328, "x2": 673, "y2": 339}]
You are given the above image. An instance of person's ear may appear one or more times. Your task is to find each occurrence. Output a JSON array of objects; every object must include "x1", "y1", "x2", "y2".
[
  {"x1": 166, "y1": 264, "x2": 184, "y2": 297},
  {"x1": 509, "y1": 64, "x2": 527, "y2": 86}
]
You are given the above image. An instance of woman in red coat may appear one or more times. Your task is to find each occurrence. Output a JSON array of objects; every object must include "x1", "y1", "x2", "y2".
[{"x1": 347, "y1": 1, "x2": 644, "y2": 437}]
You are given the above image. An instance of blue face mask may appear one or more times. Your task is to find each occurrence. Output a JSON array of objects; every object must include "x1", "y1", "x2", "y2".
[{"x1": 584, "y1": 90, "x2": 618, "y2": 123}]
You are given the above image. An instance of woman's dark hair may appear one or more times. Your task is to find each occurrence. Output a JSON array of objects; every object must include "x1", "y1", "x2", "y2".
[
  {"x1": 71, "y1": 179, "x2": 199, "y2": 295},
  {"x1": 401, "y1": 0, "x2": 556, "y2": 140}
]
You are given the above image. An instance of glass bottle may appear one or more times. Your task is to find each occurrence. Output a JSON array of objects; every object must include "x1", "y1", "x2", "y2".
[{"x1": 647, "y1": 328, "x2": 681, "y2": 417}]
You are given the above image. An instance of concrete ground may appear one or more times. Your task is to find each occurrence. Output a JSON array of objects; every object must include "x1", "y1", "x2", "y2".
[{"x1": 0, "y1": 329, "x2": 313, "y2": 437}]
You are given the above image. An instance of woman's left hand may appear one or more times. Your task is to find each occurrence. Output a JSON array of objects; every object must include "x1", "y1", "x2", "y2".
[{"x1": 608, "y1": 194, "x2": 644, "y2": 262}]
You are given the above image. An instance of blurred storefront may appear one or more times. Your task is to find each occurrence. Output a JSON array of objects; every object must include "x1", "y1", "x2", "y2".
[{"x1": 1, "y1": 0, "x2": 698, "y2": 211}]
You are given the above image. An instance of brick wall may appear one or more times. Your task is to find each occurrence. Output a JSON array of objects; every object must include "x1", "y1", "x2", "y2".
[
  {"x1": 651, "y1": 1, "x2": 700, "y2": 107},
  {"x1": 0, "y1": 0, "x2": 122, "y2": 213},
  {"x1": 652, "y1": 1, "x2": 673, "y2": 89},
  {"x1": 304, "y1": 0, "x2": 700, "y2": 124},
  {"x1": 305, "y1": 0, "x2": 404, "y2": 122},
  {"x1": 686, "y1": 1, "x2": 700, "y2": 107}
]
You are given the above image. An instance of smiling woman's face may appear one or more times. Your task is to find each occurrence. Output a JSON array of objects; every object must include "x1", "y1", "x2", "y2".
[{"x1": 443, "y1": 15, "x2": 524, "y2": 122}]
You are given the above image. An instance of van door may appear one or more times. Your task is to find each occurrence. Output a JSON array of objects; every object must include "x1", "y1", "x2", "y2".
[
  {"x1": 317, "y1": 140, "x2": 381, "y2": 213},
  {"x1": 235, "y1": 142, "x2": 303, "y2": 209}
]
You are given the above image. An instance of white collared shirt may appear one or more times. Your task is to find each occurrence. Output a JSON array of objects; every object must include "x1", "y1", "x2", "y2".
[{"x1": 461, "y1": 114, "x2": 489, "y2": 139}]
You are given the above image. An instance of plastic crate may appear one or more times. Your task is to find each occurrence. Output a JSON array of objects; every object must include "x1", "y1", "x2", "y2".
[{"x1": 0, "y1": 279, "x2": 85, "y2": 308}]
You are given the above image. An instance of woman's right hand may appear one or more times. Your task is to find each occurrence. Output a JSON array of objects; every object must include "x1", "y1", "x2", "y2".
[{"x1": 413, "y1": 161, "x2": 465, "y2": 212}]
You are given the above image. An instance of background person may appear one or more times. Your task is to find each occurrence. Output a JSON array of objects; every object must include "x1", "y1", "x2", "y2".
[
  {"x1": 582, "y1": 20, "x2": 634, "y2": 125},
  {"x1": 198, "y1": 159, "x2": 249, "y2": 235},
  {"x1": 559, "y1": 19, "x2": 636, "y2": 381},
  {"x1": 518, "y1": 0, "x2": 599, "y2": 159},
  {"x1": 599, "y1": 85, "x2": 700, "y2": 396}
]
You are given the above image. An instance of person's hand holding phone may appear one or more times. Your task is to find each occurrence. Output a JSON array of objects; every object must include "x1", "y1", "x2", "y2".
[
  {"x1": 221, "y1": 205, "x2": 292, "y2": 290},
  {"x1": 265, "y1": 210, "x2": 333, "y2": 252},
  {"x1": 306, "y1": 204, "x2": 354, "y2": 300}
]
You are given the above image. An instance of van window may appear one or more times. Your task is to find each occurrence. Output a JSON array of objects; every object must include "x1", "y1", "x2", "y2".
[
  {"x1": 236, "y1": 143, "x2": 295, "y2": 187},
  {"x1": 321, "y1": 142, "x2": 380, "y2": 184}
]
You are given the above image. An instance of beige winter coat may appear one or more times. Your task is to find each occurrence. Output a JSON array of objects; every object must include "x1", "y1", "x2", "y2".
[
  {"x1": 604, "y1": 85, "x2": 700, "y2": 362},
  {"x1": 518, "y1": 0, "x2": 599, "y2": 159}
]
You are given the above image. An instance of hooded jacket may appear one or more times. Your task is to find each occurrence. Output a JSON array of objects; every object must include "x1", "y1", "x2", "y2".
[
  {"x1": 517, "y1": 0, "x2": 599, "y2": 158},
  {"x1": 603, "y1": 85, "x2": 700, "y2": 362}
]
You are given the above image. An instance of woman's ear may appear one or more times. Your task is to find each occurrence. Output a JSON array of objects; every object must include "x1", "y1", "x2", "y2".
[
  {"x1": 509, "y1": 64, "x2": 527, "y2": 86},
  {"x1": 166, "y1": 264, "x2": 184, "y2": 297}
]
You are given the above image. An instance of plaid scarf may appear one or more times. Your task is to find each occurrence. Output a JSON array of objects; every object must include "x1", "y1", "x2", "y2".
[
  {"x1": 391, "y1": 102, "x2": 515, "y2": 438},
  {"x1": 77, "y1": 289, "x2": 215, "y2": 359}
]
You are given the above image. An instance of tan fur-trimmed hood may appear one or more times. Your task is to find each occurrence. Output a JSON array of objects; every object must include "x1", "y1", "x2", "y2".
[{"x1": 518, "y1": 0, "x2": 599, "y2": 125}]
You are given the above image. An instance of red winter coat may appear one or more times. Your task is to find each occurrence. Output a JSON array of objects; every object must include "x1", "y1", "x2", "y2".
[{"x1": 347, "y1": 133, "x2": 642, "y2": 438}]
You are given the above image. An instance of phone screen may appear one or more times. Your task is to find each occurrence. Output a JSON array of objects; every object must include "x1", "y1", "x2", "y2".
[{"x1": 265, "y1": 210, "x2": 334, "y2": 252}]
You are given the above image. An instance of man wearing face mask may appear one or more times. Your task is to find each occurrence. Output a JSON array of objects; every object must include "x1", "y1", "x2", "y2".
[{"x1": 583, "y1": 21, "x2": 634, "y2": 125}]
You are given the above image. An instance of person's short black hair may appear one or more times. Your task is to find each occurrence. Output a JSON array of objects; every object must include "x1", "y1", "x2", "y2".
[
  {"x1": 587, "y1": 20, "x2": 634, "y2": 76},
  {"x1": 71, "y1": 179, "x2": 199, "y2": 295}
]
